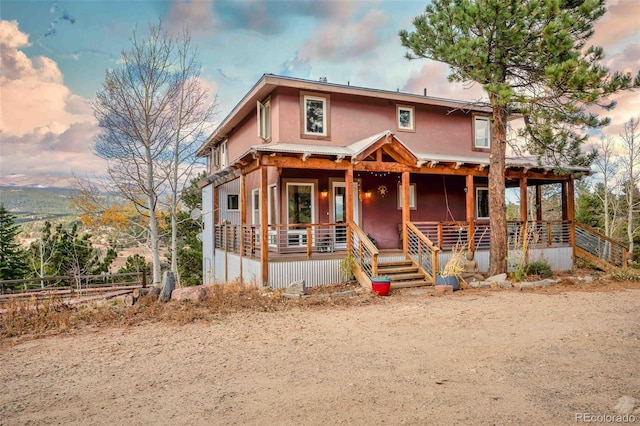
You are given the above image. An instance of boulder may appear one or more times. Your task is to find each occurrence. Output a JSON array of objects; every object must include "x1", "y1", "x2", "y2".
[
  {"x1": 171, "y1": 285, "x2": 209, "y2": 303},
  {"x1": 285, "y1": 279, "x2": 306, "y2": 297},
  {"x1": 486, "y1": 273, "x2": 508, "y2": 283},
  {"x1": 159, "y1": 271, "x2": 176, "y2": 302}
]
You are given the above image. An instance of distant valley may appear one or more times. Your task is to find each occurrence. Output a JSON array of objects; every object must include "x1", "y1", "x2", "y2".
[{"x1": 0, "y1": 186, "x2": 77, "y2": 225}]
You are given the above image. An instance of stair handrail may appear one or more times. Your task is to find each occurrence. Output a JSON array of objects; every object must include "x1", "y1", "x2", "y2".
[
  {"x1": 347, "y1": 223, "x2": 379, "y2": 280},
  {"x1": 406, "y1": 222, "x2": 441, "y2": 283},
  {"x1": 575, "y1": 222, "x2": 628, "y2": 269}
]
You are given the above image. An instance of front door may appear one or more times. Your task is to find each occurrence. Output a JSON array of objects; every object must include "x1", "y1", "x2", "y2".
[{"x1": 332, "y1": 182, "x2": 360, "y2": 249}]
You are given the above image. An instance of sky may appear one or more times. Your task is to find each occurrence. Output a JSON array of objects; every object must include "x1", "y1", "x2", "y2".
[{"x1": 0, "y1": 0, "x2": 638, "y2": 188}]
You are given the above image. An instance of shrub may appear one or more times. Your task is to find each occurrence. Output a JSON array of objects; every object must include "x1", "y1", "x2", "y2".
[{"x1": 526, "y1": 260, "x2": 553, "y2": 278}]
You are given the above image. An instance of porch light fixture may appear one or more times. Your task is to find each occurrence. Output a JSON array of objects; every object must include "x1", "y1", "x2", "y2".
[
  {"x1": 364, "y1": 188, "x2": 373, "y2": 199},
  {"x1": 320, "y1": 187, "x2": 328, "y2": 198}
]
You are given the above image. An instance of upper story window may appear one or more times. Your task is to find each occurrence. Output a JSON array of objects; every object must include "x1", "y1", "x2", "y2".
[
  {"x1": 257, "y1": 99, "x2": 271, "y2": 141},
  {"x1": 219, "y1": 140, "x2": 228, "y2": 168},
  {"x1": 301, "y1": 92, "x2": 330, "y2": 139},
  {"x1": 397, "y1": 105, "x2": 415, "y2": 132},
  {"x1": 473, "y1": 115, "x2": 490, "y2": 150}
]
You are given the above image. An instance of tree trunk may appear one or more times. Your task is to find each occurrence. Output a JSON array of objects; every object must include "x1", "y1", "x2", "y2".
[{"x1": 488, "y1": 101, "x2": 508, "y2": 275}]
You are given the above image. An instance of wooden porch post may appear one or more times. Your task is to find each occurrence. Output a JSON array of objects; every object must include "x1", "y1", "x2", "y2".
[
  {"x1": 402, "y1": 171, "x2": 410, "y2": 253},
  {"x1": 346, "y1": 167, "x2": 354, "y2": 252},
  {"x1": 259, "y1": 162, "x2": 269, "y2": 286},
  {"x1": 561, "y1": 181, "x2": 569, "y2": 221},
  {"x1": 239, "y1": 173, "x2": 246, "y2": 283},
  {"x1": 520, "y1": 176, "x2": 528, "y2": 222},
  {"x1": 567, "y1": 177, "x2": 576, "y2": 257},
  {"x1": 535, "y1": 185, "x2": 543, "y2": 221},
  {"x1": 465, "y1": 174, "x2": 475, "y2": 251}
]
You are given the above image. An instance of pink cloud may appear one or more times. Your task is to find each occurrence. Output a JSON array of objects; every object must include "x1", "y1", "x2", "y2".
[
  {"x1": 402, "y1": 62, "x2": 486, "y2": 102},
  {"x1": 592, "y1": 0, "x2": 640, "y2": 49},
  {"x1": 296, "y1": 9, "x2": 387, "y2": 63},
  {"x1": 0, "y1": 20, "x2": 94, "y2": 137},
  {"x1": 168, "y1": 0, "x2": 217, "y2": 35}
]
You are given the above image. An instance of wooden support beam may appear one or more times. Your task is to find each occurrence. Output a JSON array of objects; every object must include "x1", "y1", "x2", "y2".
[
  {"x1": 536, "y1": 185, "x2": 543, "y2": 221},
  {"x1": 239, "y1": 173, "x2": 246, "y2": 283},
  {"x1": 567, "y1": 177, "x2": 576, "y2": 258},
  {"x1": 402, "y1": 171, "x2": 410, "y2": 254},
  {"x1": 259, "y1": 164, "x2": 269, "y2": 287},
  {"x1": 520, "y1": 176, "x2": 528, "y2": 222},
  {"x1": 346, "y1": 167, "x2": 354, "y2": 253},
  {"x1": 466, "y1": 174, "x2": 475, "y2": 251}
]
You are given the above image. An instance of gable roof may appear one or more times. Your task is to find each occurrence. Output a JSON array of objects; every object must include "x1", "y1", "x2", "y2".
[{"x1": 196, "y1": 74, "x2": 492, "y2": 156}]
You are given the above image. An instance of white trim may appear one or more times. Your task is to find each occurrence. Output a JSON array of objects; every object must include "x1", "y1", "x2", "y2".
[
  {"x1": 473, "y1": 115, "x2": 490, "y2": 149},
  {"x1": 303, "y1": 95, "x2": 327, "y2": 136},
  {"x1": 396, "y1": 105, "x2": 415, "y2": 132},
  {"x1": 257, "y1": 99, "x2": 271, "y2": 140}
]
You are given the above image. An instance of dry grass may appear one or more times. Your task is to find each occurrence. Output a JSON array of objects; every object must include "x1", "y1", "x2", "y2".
[{"x1": 1, "y1": 281, "x2": 375, "y2": 342}]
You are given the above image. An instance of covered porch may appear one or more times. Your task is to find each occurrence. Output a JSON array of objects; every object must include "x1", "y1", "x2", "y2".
[{"x1": 202, "y1": 131, "x2": 603, "y2": 289}]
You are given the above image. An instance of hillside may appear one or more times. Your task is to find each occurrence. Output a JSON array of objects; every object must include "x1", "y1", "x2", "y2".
[{"x1": 0, "y1": 186, "x2": 77, "y2": 225}]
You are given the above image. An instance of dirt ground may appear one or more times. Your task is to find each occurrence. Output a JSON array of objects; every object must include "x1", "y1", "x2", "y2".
[{"x1": 1, "y1": 283, "x2": 639, "y2": 425}]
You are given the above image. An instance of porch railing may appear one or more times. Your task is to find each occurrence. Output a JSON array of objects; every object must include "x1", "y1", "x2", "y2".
[
  {"x1": 214, "y1": 222, "x2": 346, "y2": 258},
  {"x1": 575, "y1": 223, "x2": 628, "y2": 269},
  {"x1": 347, "y1": 223, "x2": 379, "y2": 281},
  {"x1": 406, "y1": 223, "x2": 439, "y2": 282},
  {"x1": 412, "y1": 220, "x2": 572, "y2": 251}
]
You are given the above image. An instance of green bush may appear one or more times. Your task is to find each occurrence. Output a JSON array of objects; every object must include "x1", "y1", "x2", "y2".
[{"x1": 525, "y1": 260, "x2": 553, "y2": 278}]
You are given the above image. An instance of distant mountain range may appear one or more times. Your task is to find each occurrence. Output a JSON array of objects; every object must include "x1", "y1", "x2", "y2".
[{"x1": 0, "y1": 186, "x2": 77, "y2": 224}]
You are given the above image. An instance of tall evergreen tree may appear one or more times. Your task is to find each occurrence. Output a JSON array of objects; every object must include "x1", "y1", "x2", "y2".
[
  {"x1": 0, "y1": 205, "x2": 29, "y2": 283},
  {"x1": 400, "y1": 0, "x2": 640, "y2": 274}
]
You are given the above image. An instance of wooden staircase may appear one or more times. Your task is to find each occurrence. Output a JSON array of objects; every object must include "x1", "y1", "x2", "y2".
[
  {"x1": 377, "y1": 259, "x2": 430, "y2": 288},
  {"x1": 575, "y1": 223, "x2": 628, "y2": 272}
]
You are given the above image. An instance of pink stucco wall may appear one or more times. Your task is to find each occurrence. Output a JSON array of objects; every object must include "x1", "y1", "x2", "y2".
[{"x1": 222, "y1": 85, "x2": 487, "y2": 167}]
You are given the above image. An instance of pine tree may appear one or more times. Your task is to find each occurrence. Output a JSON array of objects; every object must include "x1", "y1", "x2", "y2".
[
  {"x1": 0, "y1": 204, "x2": 29, "y2": 283},
  {"x1": 400, "y1": 0, "x2": 640, "y2": 274}
]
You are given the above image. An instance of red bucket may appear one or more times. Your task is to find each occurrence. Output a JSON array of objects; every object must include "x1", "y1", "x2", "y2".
[{"x1": 371, "y1": 278, "x2": 391, "y2": 296}]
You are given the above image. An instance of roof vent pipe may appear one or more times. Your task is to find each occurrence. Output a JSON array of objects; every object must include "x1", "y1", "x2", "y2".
[
  {"x1": 424, "y1": 88, "x2": 427, "y2": 96},
  {"x1": 319, "y1": 77, "x2": 327, "y2": 83}
]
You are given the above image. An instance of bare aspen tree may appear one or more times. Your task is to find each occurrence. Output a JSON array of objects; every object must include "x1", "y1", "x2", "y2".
[
  {"x1": 593, "y1": 135, "x2": 621, "y2": 238},
  {"x1": 160, "y1": 28, "x2": 216, "y2": 283},
  {"x1": 93, "y1": 20, "x2": 214, "y2": 285},
  {"x1": 620, "y1": 117, "x2": 640, "y2": 254}
]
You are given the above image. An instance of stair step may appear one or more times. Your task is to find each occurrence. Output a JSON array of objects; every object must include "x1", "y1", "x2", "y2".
[
  {"x1": 378, "y1": 260, "x2": 413, "y2": 268},
  {"x1": 390, "y1": 280, "x2": 430, "y2": 289},
  {"x1": 389, "y1": 273, "x2": 426, "y2": 281},
  {"x1": 377, "y1": 266, "x2": 420, "y2": 274}
]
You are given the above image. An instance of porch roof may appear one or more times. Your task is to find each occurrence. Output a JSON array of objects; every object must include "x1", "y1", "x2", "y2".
[{"x1": 201, "y1": 131, "x2": 590, "y2": 188}]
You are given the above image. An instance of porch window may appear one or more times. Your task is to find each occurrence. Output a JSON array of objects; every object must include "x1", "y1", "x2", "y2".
[
  {"x1": 257, "y1": 99, "x2": 271, "y2": 141},
  {"x1": 397, "y1": 184, "x2": 417, "y2": 210},
  {"x1": 476, "y1": 187, "x2": 489, "y2": 219},
  {"x1": 301, "y1": 93, "x2": 330, "y2": 138},
  {"x1": 473, "y1": 115, "x2": 490, "y2": 149},
  {"x1": 397, "y1": 105, "x2": 415, "y2": 132},
  {"x1": 252, "y1": 189, "x2": 260, "y2": 224},
  {"x1": 269, "y1": 184, "x2": 278, "y2": 225},
  {"x1": 227, "y1": 194, "x2": 239, "y2": 211},
  {"x1": 287, "y1": 183, "x2": 314, "y2": 224}
]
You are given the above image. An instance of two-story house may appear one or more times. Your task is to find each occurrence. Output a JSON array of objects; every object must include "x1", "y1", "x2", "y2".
[{"x1": 196, "y1": 74, "x2": 627, "y2": 289}]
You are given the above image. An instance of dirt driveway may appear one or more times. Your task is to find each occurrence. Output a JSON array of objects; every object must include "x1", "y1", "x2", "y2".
[{"x1": 1, "y1": 287, "x2": 639, "y2": 425}]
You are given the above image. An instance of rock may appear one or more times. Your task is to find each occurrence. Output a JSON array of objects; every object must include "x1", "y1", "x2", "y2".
[
  {"x1": 285, "y1": 279, "x2": 306, "y2": 297},
  {"x1": 583, "y1": 275, "x2": 594, "y2": 283},
  {"x1": 486, "y1": 273, "x2": 507, "y2": 283},
  {"x1": 433, "y1": 285, "x2": 453, "y2": 296},
  {"x1": 158, "y1": 271, "x2": 176, "y2": 302},
  {"x1": 498, "y1": 282, "x2": 513, "y2": 288},
  {"x1": 171, "y1": 286, "x2": 208, "y2": 303},
  {"x1": 614, "y1": 395, "x2": 637, "y2": 415}
]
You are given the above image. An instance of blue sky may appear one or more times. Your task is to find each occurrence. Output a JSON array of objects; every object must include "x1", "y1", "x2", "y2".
[{"x1": 0, "y1": 0, "x2": 638, "y2": 187}]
